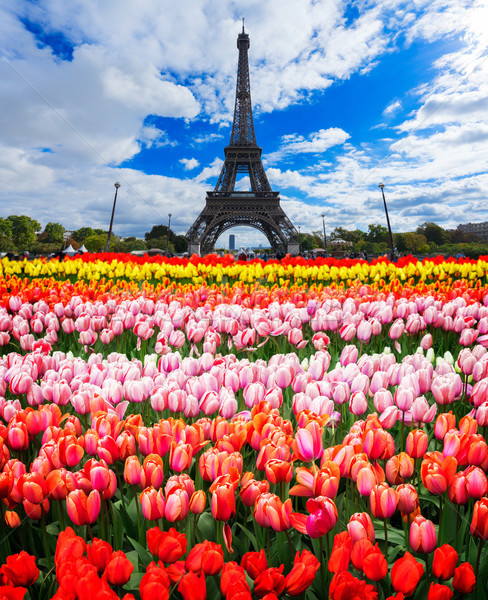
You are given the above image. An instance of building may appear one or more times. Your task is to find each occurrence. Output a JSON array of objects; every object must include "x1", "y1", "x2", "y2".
[
  {"x1": 458, "y1": 222, "x2": 488, "y2": 242},
  {"x1": 229, "y1": 234, "x2": 235, "y2": 250}
]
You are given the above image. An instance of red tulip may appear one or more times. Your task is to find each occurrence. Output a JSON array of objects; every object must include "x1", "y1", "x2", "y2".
[
  {"x1": 363, "y1": 544, "x2": 388, "y2": 581},
  {"x1": 87, "y1": 538, "x2": 113, "y2": 573},
  {"x1": 254, "y1": 492, "x2": 292, "y2": 532},
  {"x1": 328, "y1": 531, "x2": 353, "y2": 573},
  {"x1": 284, "y1": 549, "x2": 320, "y2": 596},
  {"x1": 211, "y1": 482, "x2": 236, "y2": 521},
  {"x1": 391, "y1": 552, "x2": 424, "y2": 597},
  {"x1": 147, "y1": 527, "x2": 187, "y2": 563},
  {"x1": 186, "y1": 541, "x2": 223, "y2": 576},
  {"x1": 104, "y1": 550, "x2": 134, "y2": 585},
  {"x1": 241, "y1": 550, "x2": 268, "y2": 580},
  {"x1": 55, "y1": 526, "x2": 86, "y2": 566},
  {"x1": 254, "y1": 566, "x2": 286, "y2": 598},
  {"x1": 177, "y1": 571, "x2": 206, "y2": 600},
  {"x1": 427, "y1": 583, "x2": 453, "y2": 600},
  {"x1": 452, "y1": 562, "x2": 476, "y2": 594},
  {"x1": 470, "y1": 497, "x2": 488, "y2": 539},
  {"x1": 329, "y1": 571, "x2": 378, "y2": 600},
  {"x1": 0, "y1": 551, "x2": 39, "y2": 587},
  {"x1": 432, "y1": 544, "x2": 458, "y2": 580},
  {"x1": 221, "y1": 561, "x2": 249, "y2": 596},
  {"x1": 139, "y1": 561, "x2": 170, "y2": 600},
  {"x1": 421, "y1": 452, "x2": 457, "y2": 495}
]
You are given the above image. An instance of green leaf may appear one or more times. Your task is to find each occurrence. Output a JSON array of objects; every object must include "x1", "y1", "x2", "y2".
[
  {"x1": 127, "y1": 536, "x2": 152, "y2": 568},
  {"x1": 235, "y1": 521, "x2": 259, "y2": 551},
  {"x1": 196, "y1": 511, "x2": 216, "y2": 543}
]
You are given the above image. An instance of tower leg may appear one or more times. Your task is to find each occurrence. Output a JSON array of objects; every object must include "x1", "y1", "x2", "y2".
[{"x1": 188, "y1": 241, "x2": 201, "y2": 255}]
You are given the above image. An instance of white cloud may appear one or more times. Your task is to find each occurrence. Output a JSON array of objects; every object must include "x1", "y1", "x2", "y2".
[
  {"x1": 384, "y1": 99, "x2": 402, "y2": 115},
  {"x1": 180, "y1": 157, "x2": 200, "y2": 170},
  {"x1": 266, "y1": 128, "x2": 350, "y2": 164}
]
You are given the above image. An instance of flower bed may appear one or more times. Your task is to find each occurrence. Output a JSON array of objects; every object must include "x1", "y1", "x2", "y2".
[{"x1": 0, "y1": 254, "x2": 488, "y2": 598}]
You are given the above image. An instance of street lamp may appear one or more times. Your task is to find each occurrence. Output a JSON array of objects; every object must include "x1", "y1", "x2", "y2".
[
  {"x1": 378, "y1": 183, "x2": 396, "y2": 261},
  {"x1": 321, "y1": 213, "x2": 327, "y2": 255},
  {"x1": 105, "y1": 182, "x2": 121, "y2": 252},
  {"x1": 298, "y1": 226, "x2": 301, "y2": 255},
  {"x1": 166, "y1": 213, "x2": 172, "y2": 255}
]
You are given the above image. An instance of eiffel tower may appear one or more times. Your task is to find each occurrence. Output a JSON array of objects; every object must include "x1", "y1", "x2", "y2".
[{"x1": 186, "y1": 23, "x2": 298, "y2": 255}]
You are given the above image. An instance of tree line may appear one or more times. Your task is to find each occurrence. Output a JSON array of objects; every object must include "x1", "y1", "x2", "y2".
[
  {"x1": 300, "y1": 222, "x2": 487, "y2": 258},
  {"x1": 0, "y1": 215, "x2": 485, "y2": 258},
  {"x1": 0, "y1": 217, "x2": 189, "y2": 256}
]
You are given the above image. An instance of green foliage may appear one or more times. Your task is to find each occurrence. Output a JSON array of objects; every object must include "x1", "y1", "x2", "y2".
[
  {"x1": 84, "y1": 234, "x2": 112, "y2": 252},
  {"x1": 7, "y1": 215, "x2": 41, "y2": 251},
  {"x1": 0, "y1": 218, "x2": 13, "y2": 239},
  {"x1": 114, "y1": 238, "x2": 148, "y2": 253},
  {"x1": 31, "y1": 242, "x2": 63, "y2": 256},
  {"x1": 404, "y1": 232, "x2": 429, "y2": 253},
  {"x1": 416, "y1": 221, "x2": 449, "y2": 246},
  {"x1": 174, "y1": 235, "x2": 189, "y2": 253},
  {"x1": 330, "y1": 227, "x2": 364, "y2": 244},
  {"x1": 145, "y1": 237, "x2": 173, "y2": 253},
  {"x1": 72, "y1": 227, "x2": 97, "y2": 242},
  {"x1": 366, "y1": 223, "x2": 389, "y2": 244},
  {"x1": 42, "y1": 222, "x2": 65, "y2": 244},
  {"x1": 145, "y1": 225, "x2": 170, "y2": 241}
]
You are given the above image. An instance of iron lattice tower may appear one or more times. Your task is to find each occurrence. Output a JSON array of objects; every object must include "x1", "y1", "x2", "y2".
[{"x1": 186, "y1": 24, "x2": 298, "y2": 254}]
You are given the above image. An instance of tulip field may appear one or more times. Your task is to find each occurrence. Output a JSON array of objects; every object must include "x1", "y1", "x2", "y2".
[{"x1": 3, "y1": 252, "x2": 488, "y2": 599}]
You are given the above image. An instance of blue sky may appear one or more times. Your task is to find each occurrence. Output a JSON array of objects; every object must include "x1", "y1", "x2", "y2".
[{"x1": 0, "y1": 0, "x2": 487, "y2": 248}]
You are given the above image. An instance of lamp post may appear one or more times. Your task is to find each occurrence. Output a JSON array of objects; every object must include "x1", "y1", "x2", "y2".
[
  {"x1": 105, "y1": 182, "x2": 121, "y2": 252},
  {"x1": 298, "y1": 226, "x2": 301, "y2": 255},
  {"x1": 166, "y1": 213, "x2": 172, "y2": 255},
  {"x1": 321, "y1": 213, "x2": 327, "y2": 255},
  {"x1": 378, "y1": 183, "x2": 395, "y2": 261}
]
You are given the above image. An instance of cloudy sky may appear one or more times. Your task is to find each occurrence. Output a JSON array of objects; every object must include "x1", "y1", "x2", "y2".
[{"x1": 1, "y1": 0, "x2": 487, "y2": 248}]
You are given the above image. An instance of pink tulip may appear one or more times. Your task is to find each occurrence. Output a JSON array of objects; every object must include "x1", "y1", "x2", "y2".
[
  {"x1": 340, "y1": 344, "x2": 358, "y2": 366},
  {"x1": 349, "y1": 391, "x2": 368, "y2": 416},
  {"x1": 395, "y1": 386, "x2": 414, "y2": 412},
  {"x1": 460, "y1": 328, "x2": 479, "y2": 347},
  {"x1": 332, "y1": 381, "x2": 350, "y2": 405},
  {"x1": 410, "y1": 515, "x2": 437, "y2": 553},
  {"x1": 431, "y1": 376, "x2": 457, "y2": 405},
  {"x1": 294, "y1": 422, "x2": 324, "y2": 461},
  {"x1": 388, "y1": 318, "x2": 405, "y2": 340},
  {"x1": 340, "y1": 324, "x2": 356, "y2": 342},
  {"x1": 410, "y1": 396, "x2": 437, "y2": 424}
]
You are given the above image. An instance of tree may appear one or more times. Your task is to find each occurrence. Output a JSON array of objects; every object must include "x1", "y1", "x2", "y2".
[
  {"x1": 114, "y1": 238, "x2": 148, "y2": 253},
  {"x1": 404, "y1": 232, "x2": 429, "y2": 253},
  {"x1": 42, "y1": 222, "x2": 65, "y2": 244},
  {"x1": 84, "y1": 234, "x2": 113, "y2": 252},
  {"x1": 0, "y1": 218, "x2": 15, "y2": 252},
  {"x1": 173, "y1": 235, "x2": 189, "y2": 253},
  {"x1": 416, "y1": 222, "x2": 449, "y2": 246},
  {"x1": 394, "y1": 233, "x2": 407, "y2": 253},
  {"x1": 366, "y1": 224, "x2": 388, "y2": 244},
  {"x1": 72, "y1": 227, "x2": 96, "y2": 242},
  {"x1": 330, "y1": 227, "x2": 365, "y2": 245},
  {"x1": 145, "y1": 225, "x2": 170, "y2": 241},
  {"x1": 7, "y1": 215, "x2": 41, "y2": 252}
]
